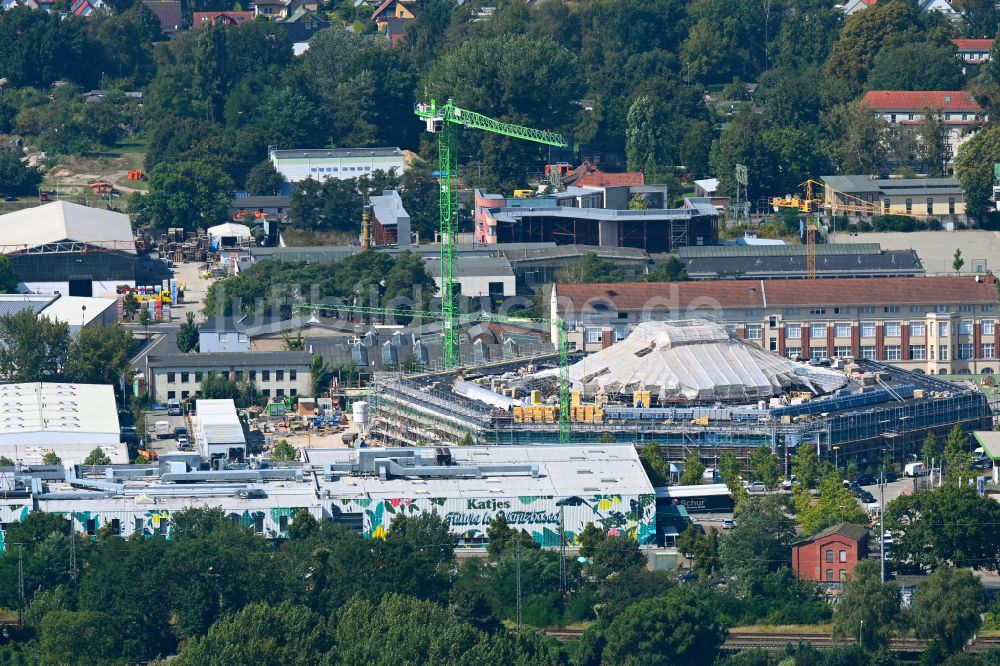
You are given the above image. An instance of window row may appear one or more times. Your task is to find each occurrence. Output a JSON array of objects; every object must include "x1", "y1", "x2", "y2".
[
  {"x1": 166, "y1": 388, "x2": 297, "y2": 400},
  {"x1": 785, "y1": 320, "x2": 996, "y2": 339},
  {"x1": 786, "y1": 344, "x2": 996, "y2": 361},
  {"x1": 164, "y1": 369, "x2": 298, "y2": 383}
]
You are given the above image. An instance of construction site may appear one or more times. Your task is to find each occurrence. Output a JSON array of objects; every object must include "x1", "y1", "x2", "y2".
[{"x1": 364, "y1": 319, "x2": 992, "y2": 473}]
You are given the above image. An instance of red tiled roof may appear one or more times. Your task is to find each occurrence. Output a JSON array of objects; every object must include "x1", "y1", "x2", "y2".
[
  {"x1": 562, "y1": 161, "x2": 645, "y2": 188},
  {"x1": 862, "y1": 91, "x2": 981, "y2": 113},
  {"x1": 952, "y1": 39, "x2": 993, "y2": 51},
  {"x1": 371, "y1": 0, "x2": 394, "y2": 20},
  {"x1": 557, "y1": 276, "x2": 998, "y2": 313}
]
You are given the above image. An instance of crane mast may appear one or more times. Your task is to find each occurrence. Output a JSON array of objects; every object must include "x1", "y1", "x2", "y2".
[{"x1": 414, "y1": 99, "x2": 567, "y2": 368}]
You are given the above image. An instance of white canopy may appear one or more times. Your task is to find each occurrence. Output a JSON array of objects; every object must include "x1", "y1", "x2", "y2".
[
  {"x1": 568, "y1": 319, "x2": 848, "y2": 401},
  {"x1": 207, "y1": 222, "x2": 252, "y2": 238}
]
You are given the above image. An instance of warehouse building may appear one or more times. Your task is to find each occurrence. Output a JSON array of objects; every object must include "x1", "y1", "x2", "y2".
[
  {"x1": 269, "y1": 147, "x2": 405, "y2": 192},
  {"x1": 675, "y1": 243, "x2": 924, "y2": 280},
  {"x1": 0, "y1": 201, "x2": 136, "y2": 296},
  {"x1": 305, "y1": 445, "x2": 656, "y2": 546},
  {"x1": 0, "y1": 445, "x2": 656, "y2": 550},
  {"x1": 0, "y1": 382, "x2": 127, "y2": 465}
]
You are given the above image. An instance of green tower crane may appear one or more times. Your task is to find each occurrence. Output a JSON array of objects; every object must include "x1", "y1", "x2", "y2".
[{"x1": 414, "y1": 98, "x2": 568, "y2": 369}]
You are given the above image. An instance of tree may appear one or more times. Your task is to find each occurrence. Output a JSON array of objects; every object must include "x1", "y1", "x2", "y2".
[
  {"x1": 923, "y1": 432, "x2": 944, "y2": 469},
  {"x1": 39, "y1": 610, "x2": 119, "y2": 665},
  {"x1": 885, "y1": 484, "x2": 1000, "y2": 572},
  {"x1": 719, "y1": 494, "x2": 795, "y2": 596},
  {"x1": 645, "y1": 256, "x2": 688, "y2": 282},
  {"x1": 139, "y1": 307, "x2": 151, "y2": 337},
  {"x1": 749, "y1": 445, "x2": 782, "y2": 490},
  {"x1": 679, "y1": 450, "x2": 706, "y2": 485},
  {"x1": 958, "y1": 0, "x2": 1000, "y2": 39},
  {"x1": 143, "y1": 160, "x2": 234, "y2": 230},
  {"x1": 486, "y1": 514, "x2": 538, "y2": 556},
  {"x1": 244, "y1": 159, "x2": 285, "y2": 196},
  {"x1": 866, "y1": 42, "x2": 965, "y2": 92},
  {"x1": 555, "y1": 252, "x2": 624, "y2": 284},
  {"x1": 0, "y1": 255, "x2": 18, "y2": 294},
  {"x1": 589, "y1": 534, "x2": 647, "y2": 579},
  {"x1": 0, "y1": 149, "x2": 42, "y2": 196},
  {"x1": 913, "y1": 566, "x2": 986, "y2": 654},
  {"x1": 0, "y1": 456, "x2": 13, "y2": 466},
  {"x1": 64, "y1": 324, "x2": 134, "y2": 388},
  {"x1": 833, "y1": 560, "x2": 902, "y2": 651},
  {"x1": 626, "y1": 96, "x2": 666, "y2": 175},
  {"x1": 791, "y1": 445, "x2": 827, "y2": 489},
  {"x1": 793, "y1": 469, "x2": 869, "y2": 535},
  {"x1": 0, "y1": 311, "x2": 69, "y2": 382},
  {"x1": 174, "y1": 602, "x2": 335, "y2": 666},
  {"x1": 916, "y1": 108, "x2": 950, "y2": 177},
  {"x1": 42, "y1": 451, "x2": 62, "y2": 465},
  {"x1": 955, "y1": 126, "x2": 1000, "y2": 219},
  {"x1": 83, "y1": 447, "x2": 111, "y2": 466},
  {"x1": 824, "y1": 101, "x2": 892, "y2": 175},
  {"x1": 270, "y1": 440, "x2": 299, "y2": 463},
  {"x1": 640, "y1": 442, "x2": 672, "y2": 487},
  {"x1": 943, "y1": 423, "x2": 972, "y2": 484},
  {"x1": 719, "y1": 451, "x2": 748, "y2": 506},
  {"x1": 953, "y1": 248, "x2": 965, "y2": 274},
  {"x1": 176, "y1": 312, "x2": 200, "y2": 353},
  {"x1": 602, "y1": 586, "x2": 728, "y2": 666}
]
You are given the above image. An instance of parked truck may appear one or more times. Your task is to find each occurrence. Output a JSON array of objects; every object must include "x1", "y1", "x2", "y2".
[{"x1": 155, "y1": 421, "x2": 170, "y2": 439}]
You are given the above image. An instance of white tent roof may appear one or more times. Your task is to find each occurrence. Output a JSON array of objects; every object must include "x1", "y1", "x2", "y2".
[
  {"x1": 0, "y1": 201, "x2": 134, "y2": 253},
  {"x1": 568, "y1": 319, "x2": 848, "y2": 401},
  {"x1": 207, "y1": 222, "x2": 252, "y2": 238}
]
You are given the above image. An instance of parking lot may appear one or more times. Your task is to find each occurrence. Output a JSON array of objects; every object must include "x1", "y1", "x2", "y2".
[{"x1": 143, "y1": 411, "x2": 190, "y2": 458}]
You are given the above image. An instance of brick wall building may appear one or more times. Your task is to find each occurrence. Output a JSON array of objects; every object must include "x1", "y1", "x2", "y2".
[{"x1": 792, "y1": 523, "x2": 869, "y2": 583}]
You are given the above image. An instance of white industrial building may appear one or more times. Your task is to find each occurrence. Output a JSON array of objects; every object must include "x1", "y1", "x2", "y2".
[
  {"x1": 192, "y1": 399, "x2": 246, "y2": 461},
  {"x1": 425, "y1": 255, "x2": 517, "y2": 300},
  {"x1": 269, "y1": 147, "x2": 406, "y2": 192},
  {"x1": 0, "y1": 383, "x2": 127, "y2": 465},
  {"x1": 0, "y1": 201, "x2": 136, "y2": 297},
  {"x1": 304, "y1": 445, "x2": 657, "y2": 546},
  {"x1": 36, "y1": 295, "x2": 119, "y2": 334}
]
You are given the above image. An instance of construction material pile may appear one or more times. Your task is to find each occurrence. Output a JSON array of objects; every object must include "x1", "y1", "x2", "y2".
[{"x1": 568, "y1": 319, "x2": 847, "y2": 402}]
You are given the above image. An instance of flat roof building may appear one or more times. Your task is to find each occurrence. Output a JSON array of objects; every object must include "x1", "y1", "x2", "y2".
[
  {"x1": 144, "y1": 352, "x2": 312, "y2": 404},
  {"x1": 0, "y1": 383, "x2": 127, "y2": 465},
  {"x1": 676, "y1": 243, "x2": 924, "y2": 280},
  {"x1": 305, "y1": 444, "x2": 656, "y2": 546},
  {"x1": 270, "y1": 147, "x2": 406, "y2": 193},
  {"x1": 193, "y1": 399, "x2": 246, "y2": 461}
]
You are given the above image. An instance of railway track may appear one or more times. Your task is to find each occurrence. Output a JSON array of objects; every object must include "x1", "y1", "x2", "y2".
[{"x1": 542, "y1": 627, "x2": 1000, "y2": 653}]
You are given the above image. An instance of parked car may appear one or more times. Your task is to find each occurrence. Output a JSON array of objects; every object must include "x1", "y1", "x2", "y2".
[
  {"x1": 678, "y1": 569, "x2": 698, "y2": 583},
  {"x1": 745, "y1": 481, "x2": 767, "y2": 493},
  {"x1": 177, "y1": 436, "x2": 190, "y2": 450},
  {"x1": 174, "y1": 426, "x2": 188, "y2": 439},
  {"x1": 855, "y1": 489, "x2": 876, "y2": 504},
  {"x1": 722, "y1": 518, "x2": 735, "y2": 529},
  {"x1": 3, "y1": 194, "x2": 16, "y2": 202},
  {"x1": 854, "y1": 474, "x2": 876, "y2": 486}
]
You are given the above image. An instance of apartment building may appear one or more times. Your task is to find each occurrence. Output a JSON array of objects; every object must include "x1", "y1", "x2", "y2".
[
  {"x1": 145, "y1": 352, "x2": 312, "y2": 403},
  {"x1": 861, "y1": 91, "x2": 983, "y2": 165},
  {"x1": 952, "y1": 39, "x2": 992, "y2": 75},
  {"x1": 554, "y1": 276, "x2": 1000, "y2": 375}
]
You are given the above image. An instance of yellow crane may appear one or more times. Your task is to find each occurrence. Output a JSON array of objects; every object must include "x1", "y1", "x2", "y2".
[{"x1": 770, "y1": 179, "x2": 932, "y2": 279}]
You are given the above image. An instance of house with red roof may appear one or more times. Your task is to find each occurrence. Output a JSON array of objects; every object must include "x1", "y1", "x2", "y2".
[
  {"x1": 861, "y1": 91, "x2": 984, "y2": 167},
  {"x1": 70, "y1": 0, "x2": 106, "y2": 17},
  {"x1": 952, "y1": 39, "x2": 993, "y2": 75},
  {"x1": 192, "y1": 11, "x2": 254, "y2": 27}
]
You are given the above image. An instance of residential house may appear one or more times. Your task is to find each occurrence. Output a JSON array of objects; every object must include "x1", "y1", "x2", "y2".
[
  {"x1": 192, "y1": 11, "x2": 254, "y2": 27},
  {"x1": 552, "y1": 275, "x2": 1000, "y2": 376},
  {"x1": 861, "y1": 90, "x2": 983, "y2": 166},
  {"x1": 142, "y1": 0, "x2": 182, "y2": 35},
  {"x1": 821, "y1": 175, "x2": 967, "y2": 222},
  {"x1": 842, "y1": 0, "x2": 961, "y2": 18},
  {"x1": 269, "y1": 147, "x2": 406, "y2": 191},
  {"x1": 276, "y1": 8, "x2": 330, "y2": 55},
  {"x1": 252, "y1": 0, "x2": 315, "y2": 20},
  {"x1": 1, "y1": 0, "x2": 52, "y2": 10},
  {"x1": 953, "y1": 39, "x2": 993, "y2": 75},
  {"x1": 70, "y1": 0, "x2": 107, "y2": 17},
  {"x1": 228, "y1": 195, "x2": 292, "y2": 221},
  {"x1": 145, "y1": 351, "x2": 312, "y2": 403},
  {"x1": 371, "y1": 0, "x2": 417, "y2": 43},
  {"x1": 792, "y1": 523, "x2": 869, "y2": 584}
]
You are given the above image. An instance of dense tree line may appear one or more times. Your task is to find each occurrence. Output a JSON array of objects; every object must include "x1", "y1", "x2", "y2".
[{"x1": 202, "y1": 251, "x2": 436, "y2": 317}]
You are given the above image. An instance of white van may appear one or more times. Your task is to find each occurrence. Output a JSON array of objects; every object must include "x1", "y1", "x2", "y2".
[
  {"x1": 167, "y1": 399, "x2": 182, "y2": 416},
  {"x1": 155, "y1": 421, "x2": 170, "y2": 439},
  {"x1": 904, "y1": 462, "x2": 926, "y2": 477}
]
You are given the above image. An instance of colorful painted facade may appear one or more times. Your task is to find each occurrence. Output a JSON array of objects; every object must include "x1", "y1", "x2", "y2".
[{"x1": 328, "y1": 493, "x2": 657, "y2": 547}]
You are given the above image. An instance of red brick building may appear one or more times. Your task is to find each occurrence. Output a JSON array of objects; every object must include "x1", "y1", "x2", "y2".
[{"x1": 792, "y1": 523, "x2": 869, "y2": 583}]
